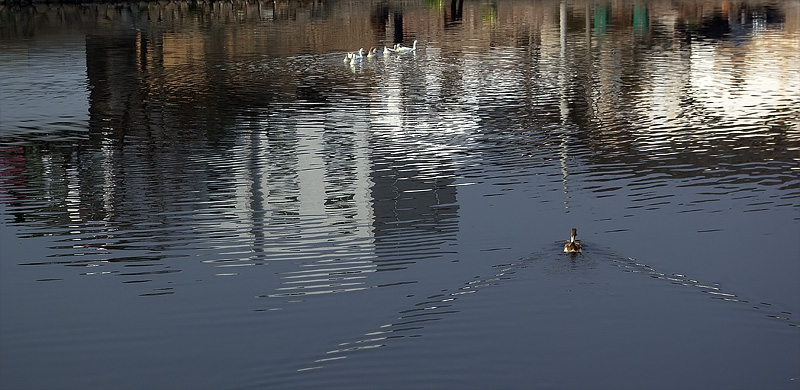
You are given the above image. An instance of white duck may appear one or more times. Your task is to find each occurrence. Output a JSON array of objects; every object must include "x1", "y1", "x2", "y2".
[
  {"x1": 395, "y1": 40, "x2": 418, "y2": 54},
  {"x1": 352, "y1": 48, "x2": 365, "y2": 61}
]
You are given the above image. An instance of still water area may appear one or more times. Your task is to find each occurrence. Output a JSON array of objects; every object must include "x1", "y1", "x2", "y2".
[{"x1": 1, "y1": 0, "x2": 799, "y2": 388}]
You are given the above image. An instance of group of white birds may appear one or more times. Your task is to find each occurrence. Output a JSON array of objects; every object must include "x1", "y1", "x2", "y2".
[{"x1": 343, "y1": 40, "x2": 418, "y2": 63}]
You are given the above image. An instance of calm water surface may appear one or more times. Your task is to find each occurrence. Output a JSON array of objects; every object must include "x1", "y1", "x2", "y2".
[{"x1": 1, "y1": 0, "x2": 799, "y2": 388}]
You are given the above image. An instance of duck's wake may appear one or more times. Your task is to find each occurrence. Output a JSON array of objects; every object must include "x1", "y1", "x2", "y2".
[{"x1": 292, "y1": 242, "x2": 797, "y2": 373}]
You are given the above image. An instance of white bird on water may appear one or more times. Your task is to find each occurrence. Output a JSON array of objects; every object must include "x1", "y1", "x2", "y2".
[
  {"x1": 353, "y1": 48, "x2": 365, "y2": 61},
  {"x1": 344, "y1": 48, "x2": 365, "y2": 65},
  {"x1": 395, "y1": 40, "x2": 418, "y2": 54}
]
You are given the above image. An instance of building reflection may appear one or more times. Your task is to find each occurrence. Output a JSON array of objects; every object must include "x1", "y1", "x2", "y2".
[{"x1": 1, "y1": 0, "x2": 798, "y2": 291}]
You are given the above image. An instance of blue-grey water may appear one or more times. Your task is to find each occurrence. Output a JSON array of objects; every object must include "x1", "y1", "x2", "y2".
[{"x1": 1, "y1": 1, "x2": 799, "y2": 389}]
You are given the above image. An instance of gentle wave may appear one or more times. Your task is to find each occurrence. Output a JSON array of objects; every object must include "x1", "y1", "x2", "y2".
[{"x1": 291, "y1": 241, "x2": 799, "y2": 377}]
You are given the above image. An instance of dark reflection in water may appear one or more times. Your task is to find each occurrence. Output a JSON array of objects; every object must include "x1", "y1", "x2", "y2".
[{"x1": 1, "y1": 0, "x2": 799, "y2": 389}]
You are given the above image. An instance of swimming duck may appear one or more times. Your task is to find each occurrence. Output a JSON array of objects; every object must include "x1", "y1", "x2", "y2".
[
  {"x1": 395, "y1": 40, "x2": 418, "y2": 54},
  {"x1": 345, "y1": 48, "x2": 365, "y2": 64},
  {"x1": 383, "y1": 46, "x2": 395, "y2": 55},
  {"x1": 563, "y1": 228, "x2": 582, "y2": 253},
  {"x1": 367, "y1": 47, "x2": 378, "y2": 58}
]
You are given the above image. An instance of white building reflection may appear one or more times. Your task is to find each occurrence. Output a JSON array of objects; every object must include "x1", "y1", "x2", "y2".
[{"x1": 0, "y1": 0, "x2": 797, "y2": 295}]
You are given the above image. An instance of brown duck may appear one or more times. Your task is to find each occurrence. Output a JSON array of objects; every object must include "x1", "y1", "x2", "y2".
[{"x1": 563, "y1": 228, "x2": 582, "y2": 253}]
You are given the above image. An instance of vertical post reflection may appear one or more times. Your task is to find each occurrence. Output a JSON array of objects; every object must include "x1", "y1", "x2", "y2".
[{"x1": 558, "y1": 0, "x2": 571, "y2": 209}]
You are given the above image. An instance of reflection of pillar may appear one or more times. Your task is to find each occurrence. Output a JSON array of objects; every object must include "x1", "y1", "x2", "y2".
[
  {"x1": 296, "y1": 117, "x2": 326, "y2": 217},
  {"x1": 450, "y1": 0, "x2": 463, "y2": 23},
  {"x1": 247, "y1": 122, "x2": 268, "y2": 253},
  {"x1": 559, "y1": 1, "x2": 568, "y2": 122},
  {"x1": 445, "y1": 0, "x2": 464, "y2": 27},
  {"x1": 594, "y1": 4, "x2": 609, "y2": 37},
  {"x1": 351, "y1": 123, "x2": 373, "y2": 239},
  {"x1": 392, "y1": 12, "x2": 404, "y2": 44},
  {"x1": 85, "y1": 33, "x2": 142, "y2": 143},
  {"x1": 558, "y1": 0, "x2": 571, "y2": 206},
  {"x1": 585, "y1": 3, "x2": 595, "y2": 120},
  {"x1": 370, "y1": 3, "x2": 389, "y2": 39},
  {"x1": 560, "y1": 1, "x2": 567, "y2": 51},
  {"x1": 585, "y1": 2, "x2": 591, "y2": 43},
  {"x1": 85, "y1": 32, "x2": 145, "y2": 219},
  {"x1": 633, "y1": 3, "x2": 648, "y2": 35}
]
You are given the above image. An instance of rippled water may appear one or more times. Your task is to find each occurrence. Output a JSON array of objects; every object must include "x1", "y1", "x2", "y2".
[{"x1": 1, "y1": 0, "x2": 799, "y2": 389}]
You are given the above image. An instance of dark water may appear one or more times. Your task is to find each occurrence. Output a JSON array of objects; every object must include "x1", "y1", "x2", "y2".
[{"x1": 1, "y1": 0, "x2": 799, "y2": 388}]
